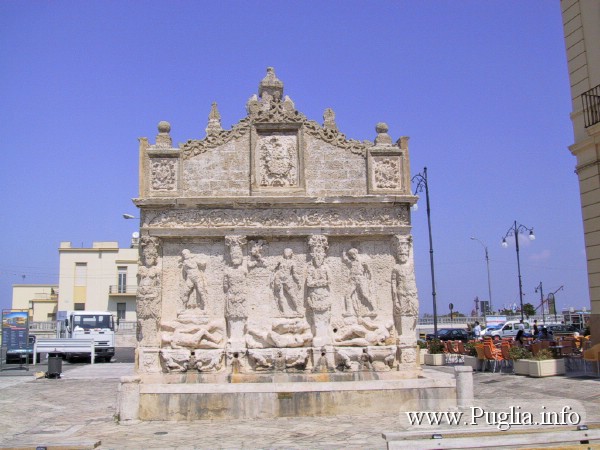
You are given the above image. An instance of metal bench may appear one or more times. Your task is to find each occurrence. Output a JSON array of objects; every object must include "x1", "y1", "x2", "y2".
[{"x1": 33, "y1": 338, "x2": 95, "y2": 366}]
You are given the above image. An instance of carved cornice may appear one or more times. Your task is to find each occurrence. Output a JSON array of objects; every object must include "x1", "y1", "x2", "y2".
[{"x1": 145, "y1": 206, "x2": 409, "y2": 230}]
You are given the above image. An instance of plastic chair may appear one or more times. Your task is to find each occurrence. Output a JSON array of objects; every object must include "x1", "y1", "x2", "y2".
[
  {"x1": 583, "y1": 343, "x2": 600, "y2": 376},
  {"x1": 500, "y1": 342, "x2": 513, "y2": 372},
  {"x1": 531, "y1": 342, "x2": 541, "y2": 357},
  {"x1": 483, "y1": 342, "x2": 504, "y2": 373},
  {"x1": 475, "y1": 344, "x2": 487, "y2": 372}
]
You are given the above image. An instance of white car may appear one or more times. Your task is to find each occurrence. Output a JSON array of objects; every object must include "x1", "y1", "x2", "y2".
[{"x1": 487, "y1": 320, "x2": 531, "y2": 339}]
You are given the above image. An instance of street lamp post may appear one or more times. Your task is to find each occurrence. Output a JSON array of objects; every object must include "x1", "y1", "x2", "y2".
[
  {"x1": 412, "y1": 167, "x2": 439, "y2": 336},
  {"x1": 471, "y1": 237, "x2": 493, "y2": 313},
  {"x1": 501, "y1": 221, "x2": 535, "y2": 322}
]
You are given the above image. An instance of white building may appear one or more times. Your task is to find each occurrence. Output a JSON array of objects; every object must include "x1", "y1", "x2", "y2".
[
  {"x1": 57, "y1": 241, "x2": 138, "y2": 321},
  {"x1": 10, "y1": 284, "x2": 58, "y2": 322}
]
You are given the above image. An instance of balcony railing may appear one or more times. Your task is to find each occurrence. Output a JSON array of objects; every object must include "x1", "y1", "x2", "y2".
[
  {"x1": 582, "y1": 84, "x2": 600, "y2": 128},
  {"x1": 109, "y1": 285, "x2": 137, "y2": 295}
]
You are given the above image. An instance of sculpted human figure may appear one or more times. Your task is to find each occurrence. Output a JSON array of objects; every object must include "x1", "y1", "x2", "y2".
[
  {"x1": 180, "y1": 249, "x2": 208, "y2": 312},
  {"x1": 306, "y1": 235, "x2": 332, "y2": 347},
  {"x1": 246, "y1": 318, "x2": 312, "y2": 348},
  {"x1": 223, "y1": 236, "x2": 248, "y2": 348},
  {"x1": 332, "y1": 315, "x2": 392, "y2": 346},
  {"x1": 137, "y1": 236, "x2": 161, "y2": 346},
  {"x1": 391, "y1": 235, "x2": 419, "y2": 338},
  {"x1": 342, "y1": 248, "x2": 376, "y2": 316},
  {"x1": 272, "y1": 248, "x2": 303, "y2": 316},
  {"x1": 161, "y1": 320, "x2": 224, "y2": 350}
]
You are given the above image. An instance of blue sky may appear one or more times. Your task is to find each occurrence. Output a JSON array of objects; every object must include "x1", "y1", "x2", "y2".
[{"x1": 0, "y1": 1, "x2": 588, "y2": 317}]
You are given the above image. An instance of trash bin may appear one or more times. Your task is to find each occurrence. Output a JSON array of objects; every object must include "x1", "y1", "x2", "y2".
[{"x1": 47, "y1": 355, "x2": 62, "y2": 379}]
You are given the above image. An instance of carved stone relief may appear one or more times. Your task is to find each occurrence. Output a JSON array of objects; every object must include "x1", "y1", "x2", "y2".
[
  {"x1": 258, "y1": 135, "x2": 298, "y2": 187},
  {"x1": 305, "y1": 235, "x2": 332, "y2": 347},
  {"x1": 179, "y1": 249, "x2": 208, "y2": 313},
  {"x1": 223, "y1": 236, "x2": 248, "y2": 350},
  {"x1": 137, "y1": 236, "x2": 161, "y2": 347},
  {"x1": 247, "y1": 348, "x2": 310, "y2": 372},
  {"x1": 147, "y1": 206, "x2": 409, "y2": 230},
  {"x1": 246, "y1": 318, "x2": 312, "y2": 349},
  {"x1": 342, "y1": 248, "x2": 376, "y2": 317},
  {"x1": 331, "y1": 316, "x2": 393, "y2": 347},
  {"x1": 150, "y1": 158, "x2": 177, "y2": 191},
  {"x1": 271, "y1": 248, "x2": 303, "y2": 317},
  {"x1": 372, "y1": 156, "x2": 401, "y2": 190},
  {"x1": 160, "y1": 313, "x2": 225, "y2": 350},
  {"x1": 391, "y1": 235, "x2": 419, "y2": 340}
]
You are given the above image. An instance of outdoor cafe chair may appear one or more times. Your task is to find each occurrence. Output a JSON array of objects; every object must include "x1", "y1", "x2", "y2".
[{"x1": 483, "y1": 341, "x2": 504, "y2": 373}]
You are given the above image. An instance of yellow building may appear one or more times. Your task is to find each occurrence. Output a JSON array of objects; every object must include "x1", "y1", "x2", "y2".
[
  {"x1": 10, "y1": 284, "x2": 58, "y2": 322},
  {"x1": 562, "y1": 0, "x2": 600, "y2": 344},
  {"x1": 57, "y1": 241, "x2": 138, "y2": 321}
]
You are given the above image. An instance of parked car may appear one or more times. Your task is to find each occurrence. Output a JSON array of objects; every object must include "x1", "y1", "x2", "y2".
[
  {"x1": 486, "y1": 320, "x2": 532, "y2": 340},
  {"x1": 425, "y1": 328, "x2": 470, "y2": 342},
  {"x1": 5, "y1": 335, "x2": 38, "y2": 364},
  {"x1": 545, "y1": 324, "x2": 577, "y2": 336},
  {"x1": 482, "y1": 325, "x2": 502, "y2": 336}
]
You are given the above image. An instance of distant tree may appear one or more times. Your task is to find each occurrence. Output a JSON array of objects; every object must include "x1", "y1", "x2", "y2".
[
  {"x1": 522, "y1": 303, "x2": 535, "y2": 318},
  {"x1": 498, "y1": 308, "x2": 513, "y2": 316}
]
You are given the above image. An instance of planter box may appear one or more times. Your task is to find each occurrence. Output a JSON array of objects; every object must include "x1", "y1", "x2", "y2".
[
  {"x1": 424, "y1": 353, "x2": 445, "y2": 366},
  {"x1": 513, "y1": 359, "x2": 530, "y2": 376},
  {"x1": 529, "y1": 358, "x2": 565, "y2": 377},
  {"x1": 463, "y1": 355, "x2": 483, "y2": 371}
]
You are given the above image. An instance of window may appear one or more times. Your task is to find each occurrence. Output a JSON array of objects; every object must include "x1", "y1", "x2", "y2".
[
  {"x1": 75, "y1": 263, "x2": 87, "y2": 286},
  {"x1": 117, "y1": 267, "x2": 127, "y2": 293},
  {"x1": 74, "y1": 303, "x2": 85, "y2": 311},
  {"x1": 117, "y1": 302, "x2": 126, "y2": 320}
]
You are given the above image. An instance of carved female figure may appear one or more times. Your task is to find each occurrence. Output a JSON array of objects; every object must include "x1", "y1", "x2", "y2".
[
  {"x1": 306, "y1": 235, "x2": 332, "y2": 347},
  {"x1": 137, "y1": 236, "x2": 161, "y2": 346}
]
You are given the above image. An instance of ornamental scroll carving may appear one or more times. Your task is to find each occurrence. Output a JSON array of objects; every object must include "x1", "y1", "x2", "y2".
[
  {"x1": 147, "y1": 206, "x2": 409, "y2": 229},
  {"x1": 179, "y1": 99, "x2": 371, "y2": 160},
  {"x1": 151, "y1": 159, "x2": 177, "y2": 191},
  {"x1": 258, "y1": 136, "x2": 298, "y2": 187},
  {"x1": 373, "y1": 156, "x2": 401, "y2": 190}
]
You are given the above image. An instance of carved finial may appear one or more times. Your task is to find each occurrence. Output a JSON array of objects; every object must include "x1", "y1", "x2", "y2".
[
  {"x1": 246, "y1": 94, "x2": 260, "y2": 115},
  {"x1": 258, "y1": 67, "x2": 284, "y2": 101},
  {"x1": 374, "y1": 122, "x2": 392, "y2": 146},
  {"x1": 282, "y1": 95, "x2": 295, "y2": 112},
  {"x1": 205, "y1": 102, "x2": 223, "y2": 135},
  {"x1": 323, "y1": 108, "x2": 337, "y2": 131},
  {"x1": 156, "y1": 121, "x2": 172, "y2": 147}
]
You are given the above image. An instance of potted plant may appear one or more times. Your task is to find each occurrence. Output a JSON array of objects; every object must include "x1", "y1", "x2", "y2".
[
  {"x1": 462, "y1": 342, "x2": 482, "y2": 371},
  {"x1": 509, "y1": 346, "x2": 532, "y2": 376},
  {"x1": 424, "y1": 339, "x2": 445, "y2": 366},
  {"x1": 529, "y1": 349, "x2": 565, "y2": 377},
  {"x1": 417, "y1": 340, "x2": 428, "y2": 365}
]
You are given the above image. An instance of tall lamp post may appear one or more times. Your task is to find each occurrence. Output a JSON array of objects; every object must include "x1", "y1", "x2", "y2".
[
  {"x1": 412, "y1": 167, "x2": 438, "y2": 336},
  {"x1": 501, "y1": 221, "x2": 535, "y2": 322},
  {"x1": 471, "y1": 237, "x2": 493, "y2": 314}
]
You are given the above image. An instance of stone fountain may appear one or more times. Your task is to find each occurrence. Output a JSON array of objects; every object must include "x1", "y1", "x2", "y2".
[{"x1": 117, "y1": 68, "x2": 458, "y2": 421}]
